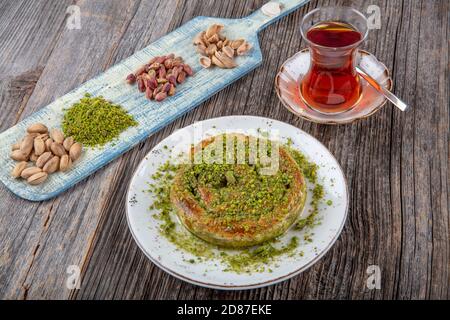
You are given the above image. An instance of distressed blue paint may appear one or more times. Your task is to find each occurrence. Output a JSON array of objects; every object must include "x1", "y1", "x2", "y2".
[{"x1": 0, "y1": 0, "x2": 309, "y2": 201}]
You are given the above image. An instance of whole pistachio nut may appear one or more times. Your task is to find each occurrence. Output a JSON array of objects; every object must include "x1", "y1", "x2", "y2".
[
  {"x1": 222, "y1": 46, "x2": 235, "y2": 58},
  {"x1": 21, "y1": 167, "x2": 42, "y2": 179},
  {"x1": 20, "y1": 135, "x2": 34, "y2": 156},
  {"x1": 11, "y1": 142, "x2": 20, "y2": 151},
  {"x1": 50, "y1": 129, "x2": 65, "y2": 144},
  {"x1": 60, "y1": 154, "x2": 72, "y2": 172},
  {"x1": 199, "y1": 56, "x2": 212, "y2": 68},
  {"x1": 30, "y1": 151, "x2": 38, "y2": 162},
  {"x1": 231, "y1": 39, "x2": 245, "y2": 50},
  {"x1": 193, "y1": 31, "x2": 206, "y2": 45},
  {"x1": 63, "y1": 137, "x2": 74, "y2": 152},
  {"x1": 69, "y1": 143, "x2": 82, "y2": 162},
  {"x1": 34, "y1": 137, "x2": 45, "y2": 156},
  {"x1": 11, "y1": 161, "x2": 28, "y2": 179},
  {"x1": 205, "y1": 24, "x2": 223, "y2": 38},
  {"x1": 237, "y1": 41, "x2": 252, "y2": 56},
  {"x1": 36, "y1": 151, "x2": 53, "y2": 168},
  {"x1": 50, "y1": 142, "x2": 66, "y2": 157},
  {"x1": 11, "y1": 150, "x2": 29, "y2": 161},
  {"x1": 43, "y1": 155, "x2": 60, "y2": 174},
  {"x1": 27, "y1": 172, "x2": 48, "y2": 185},
  {"x1": 27, "y1": 123, "x2": 48, "y2": 134}
]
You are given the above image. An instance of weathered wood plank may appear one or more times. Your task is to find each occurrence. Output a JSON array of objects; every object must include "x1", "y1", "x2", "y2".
[{"x1": 0, "y1": 0, "x2": 72, "y2": 131}]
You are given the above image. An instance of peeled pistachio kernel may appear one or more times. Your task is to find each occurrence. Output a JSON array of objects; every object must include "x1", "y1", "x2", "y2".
[
  {"x1": 69, "y1": 142, "x2": 82, "y2": 162},
  {"x1": 36, "y1": 151, "x2": 53, "y2": 168},
  {"x1": 11, "y1": 150, "x2": 29, "y2": 161},
  {"x1": 21, "y1": 167, "x2": 42, "y2": 179},
  {"x1": 11, "y1": 161, "x2": 28, "y2": 179},
  {"x1": 27, "y1": 123, "x2": 48, "y2": 134},
  {"x1": 27, "y1": 172, "x2": 48, "y2": 185},
  {"x1": 51, "y1": 129, "x2": 65, "y2": 144},
  {"x1": 43, "y1": 155, "x2": 60, "y2": 174}
]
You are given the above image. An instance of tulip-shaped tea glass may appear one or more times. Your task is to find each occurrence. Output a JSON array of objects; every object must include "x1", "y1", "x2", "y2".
[{"x1": 300, "y1": 7, "x2": 369, "y2": 114}]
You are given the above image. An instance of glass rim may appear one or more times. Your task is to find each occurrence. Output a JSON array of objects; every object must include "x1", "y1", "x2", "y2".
[{"x1": 300, "y1": 6, "x2": 369, "y2": 51}]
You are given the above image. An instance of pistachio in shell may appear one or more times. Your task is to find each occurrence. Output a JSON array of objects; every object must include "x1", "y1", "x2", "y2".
[
  {"x1": 20, "y1": 135, "x2": 34, "y2": 156},
  {"x1": 27, "y1": 123, "x2": 48, "y2": 134},
  {"x1": 205, "y1": 24, "x2": 223, "y2": 38},
  {"x1": 237, "y1": 41, "x2": 252, "y2": 56},
  {"x1": 69, "y1": 142, "x2": 82, "y2": 162},
  {"x1": 60, "y1": 154, "x2": 72, "y2": 172},
  {"x1": 30, "y1": 151, "x2": 38, "y2": 162},
  {"x1": 27, "y1": 172, "x2": 48, "y2": 185},
  {"x1": 43, "y1": 156, "x2": 60, "y2": 174},
  {"x1": 34, "y1": 137, "x2": 45, "y2": 156},
  {"x1": 21, "y1": 167, "x2": 42, "y2": 179},
  {"x1": 50, "y1": 128, "x2": 64, "y2": 144},
  {"x1": 63, "y1": 137, "x2": 74, "y2": 152},
  {"x1": 50, "y1": 142, "x2": 66, "y2": 157},
  {"x1": 11, "y1": 150, "x2": 29, "y2": 161},
  {"x1": 11, "y1": 142, "x2": 20, "y2": 151},
  {"x1": 36, "y1": 151, "x2": 53, "y2": 168},
  {"x1": 11, "y1": 161, "x2": 28, "y2": 179},
  {"x1": 45, "y1": 138, "x2": 53, "y2": 152},
  {"x1": 199, "y1": 56, "x2": 212, "y2": 69}
]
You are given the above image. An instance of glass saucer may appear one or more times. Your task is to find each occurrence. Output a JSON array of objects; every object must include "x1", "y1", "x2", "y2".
[{"x1": 275, "y1": 49, "x2": 392, "y2": 124}]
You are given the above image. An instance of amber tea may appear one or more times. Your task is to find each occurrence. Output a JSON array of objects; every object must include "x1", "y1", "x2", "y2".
[{"x1": 300, "y1": 20, "x2": 363, "y2": 113}]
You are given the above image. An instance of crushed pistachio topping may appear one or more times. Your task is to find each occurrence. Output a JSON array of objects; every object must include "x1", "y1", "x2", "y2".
[{"x1": 62, "y1": 93, "x2": 138, "y2": 147}]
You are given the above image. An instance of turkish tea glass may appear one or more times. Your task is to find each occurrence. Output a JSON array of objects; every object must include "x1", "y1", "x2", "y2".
[{"x1": 300, "y1": 7, "x2": 369, "y2": 114}]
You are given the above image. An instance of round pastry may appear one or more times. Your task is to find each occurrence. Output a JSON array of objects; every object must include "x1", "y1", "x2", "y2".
[{"x1": 170, "y1": 134, "x2": 307, "y2": 248}]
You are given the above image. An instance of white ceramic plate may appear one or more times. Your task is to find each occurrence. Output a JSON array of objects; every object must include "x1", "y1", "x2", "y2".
[{"x1": 126, "y1": 116, "x2": 348, "y2": 290}]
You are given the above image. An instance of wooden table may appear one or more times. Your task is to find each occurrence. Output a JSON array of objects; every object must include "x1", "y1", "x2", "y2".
[{"x1": 0, "y1": 0, "x2": 448, "y2": 300}]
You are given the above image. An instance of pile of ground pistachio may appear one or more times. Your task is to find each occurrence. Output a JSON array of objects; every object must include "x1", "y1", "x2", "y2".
[
  {"x1": 146, "y1": 140, "x2": 326, "y2": 274},
  {"x1": 62, "y1": 93, "x2": 137, "y2": 147}
]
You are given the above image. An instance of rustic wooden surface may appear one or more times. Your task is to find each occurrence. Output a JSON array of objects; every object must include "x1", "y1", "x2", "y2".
[{"x1": 0, "y1": 0, "x2": 448, "y2": 300}]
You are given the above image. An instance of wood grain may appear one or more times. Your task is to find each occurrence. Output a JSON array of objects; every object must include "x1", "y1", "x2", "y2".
[{"x1": 0, "y1": 0, "x2": 448, "y2": 300}]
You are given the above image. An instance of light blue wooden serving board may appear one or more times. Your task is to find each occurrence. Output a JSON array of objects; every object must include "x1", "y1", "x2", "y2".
[{"x1": 0, "y1": 0, "x2": 309, "y2": 201}]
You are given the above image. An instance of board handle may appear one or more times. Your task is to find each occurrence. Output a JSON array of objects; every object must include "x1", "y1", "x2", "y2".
[{"x1": 243, "y1": 0, "x2": 310, "y2": 33}]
